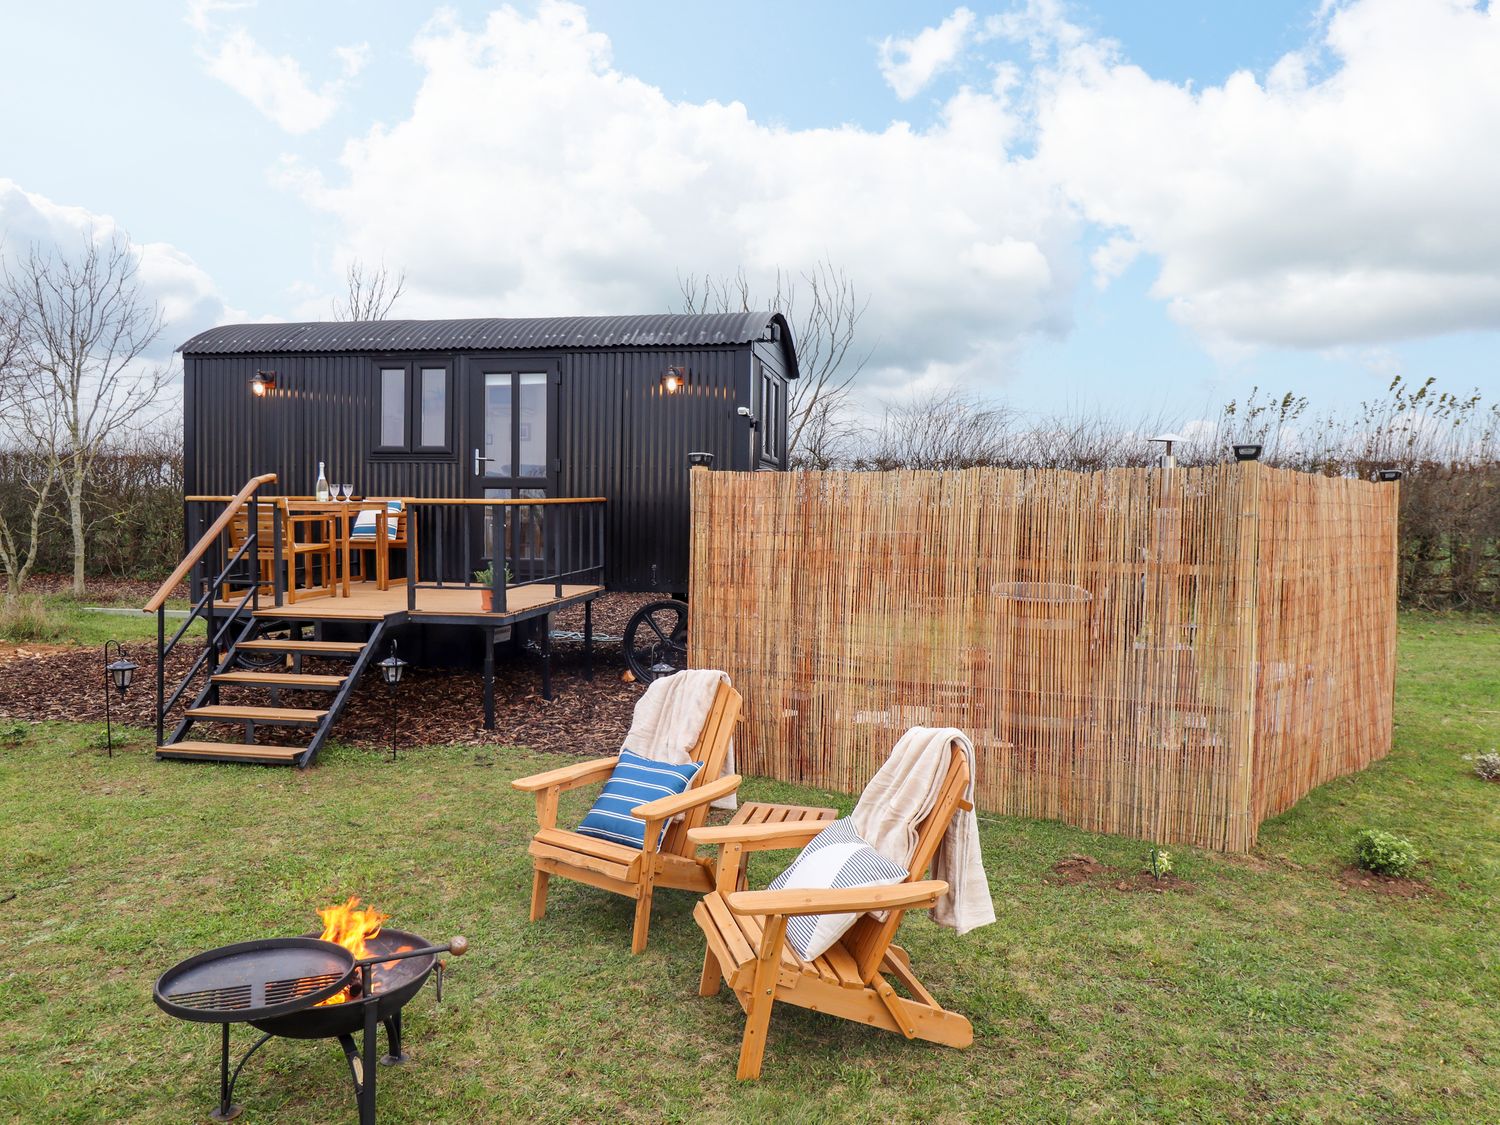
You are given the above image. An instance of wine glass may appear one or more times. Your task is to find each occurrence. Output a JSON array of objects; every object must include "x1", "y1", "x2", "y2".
[{"x1": 338, "y1": 484, "x2": 353, "y2": 502}]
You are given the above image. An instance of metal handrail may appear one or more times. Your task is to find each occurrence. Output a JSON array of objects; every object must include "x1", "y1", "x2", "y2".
[{"x1": 145, "y1": 473, "x2": 277, "y2": 613}]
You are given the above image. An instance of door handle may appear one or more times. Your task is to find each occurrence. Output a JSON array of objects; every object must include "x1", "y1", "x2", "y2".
[{"x1": 473, "y1": 448, "x2": 497, "y2": 476}]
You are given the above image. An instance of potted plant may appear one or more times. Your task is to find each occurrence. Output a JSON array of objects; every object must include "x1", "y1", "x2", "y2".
[{"x1": 472, "y1": 565, "x2": 512, "y2": 612}]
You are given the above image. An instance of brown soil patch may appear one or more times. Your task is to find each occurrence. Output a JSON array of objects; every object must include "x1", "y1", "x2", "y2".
[
  {"x1": 26, "y1": 574, "x2": 187, "y2": 604},
  {"x1": 1045, "y1": 854, "x2": 1194, "y2": 894},
  {"x1": 1336, "y1": 866, "x2": 1439, "y2": 900},
  {"x1": 0, "y1": 643, "x2": 79, "y2": 665}
]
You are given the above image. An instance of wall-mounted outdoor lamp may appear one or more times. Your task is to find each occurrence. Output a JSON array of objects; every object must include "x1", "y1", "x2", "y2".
[
  {"x1": 735, "y1": 405, "x2": 760, "y2": 430},
  {"x1": 1232, "y1": 443, "x2": 1263, "y2": 462},
  {"x1": 377, "y1": 639, "x2": 408, "y2": 761},
  {"x1": 1149, "y1": 432, "x2": 1184, "y2": 468},
  {"x1": 688, "y1": 452, "x2": 715, "y2": 469},
  {"x1": 250, "y1": 371, "x2": 277, "y2": 397},
  {"x1": 1377, "y1": 469, "x2": 1404, "y2": 482},
  {"x1": 102, "y1": 640, "x2": 137, "y2": 758},
  {"x1": 661, "y1": 366, "x2": 689, "y2": 394}
]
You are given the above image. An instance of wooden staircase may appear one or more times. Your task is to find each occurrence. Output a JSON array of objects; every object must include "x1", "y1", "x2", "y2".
[{"x1": 156, "y1": 620, "x2": 387, "y2": 767}]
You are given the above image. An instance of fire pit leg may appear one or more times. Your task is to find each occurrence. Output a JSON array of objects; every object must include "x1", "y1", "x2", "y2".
[
  {"x1": 380, "y1": 1012, "x2": 407, "y2": 1065},
  {"x1": 360, "y1": 999, "x2": 380, "y2": 1125},
  {"x1": 210, "y1": 1022, "x2": 242, "y2": 1122}
]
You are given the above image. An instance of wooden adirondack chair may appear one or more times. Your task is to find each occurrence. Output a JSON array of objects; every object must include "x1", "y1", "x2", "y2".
[
  {"x1": 511, "y1": 680, "x2": 743, "y2": 954},
  {"x1": 689, "y1": 739, "x2": 975, "y2": 1080}
]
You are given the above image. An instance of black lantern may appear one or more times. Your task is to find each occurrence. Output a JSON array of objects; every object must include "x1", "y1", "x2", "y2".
[
  {"x1": 1377, "y1": 469, "x2": 1404, "y2": 482},
  {"x1": 687, "y1": 451, "x2": 715, "y2": 469},
  {"x1": 661, "y1": 366, "x2": 689, "y2": 394},
  {"x1": 1232, "y1": 443, "x2": 1263, "y2": 462},
  {"x1": 377, "y1": 640, "x2": 408, "y2": 760},
  {"x1": 102, "y1": 640, "x2": 137, "y2": 758},
  {"x1": 250, "y1": 371, "x2": 277, "y2": 397}
]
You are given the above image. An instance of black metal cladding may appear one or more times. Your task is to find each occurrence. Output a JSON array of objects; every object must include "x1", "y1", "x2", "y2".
[{"x1": 181, "y1": 312, "x2": 796, "y2": 594}]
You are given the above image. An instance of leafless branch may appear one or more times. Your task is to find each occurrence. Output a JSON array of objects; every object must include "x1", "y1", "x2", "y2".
[{"x1": 333, "y1": 260, "x2": 407, "y2": 321}]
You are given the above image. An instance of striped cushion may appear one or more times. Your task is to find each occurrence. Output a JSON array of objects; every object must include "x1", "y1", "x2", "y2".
[
  {"x1": 575, "y1": 749, "x2": 703, "y2": 849},
  {"x1": 767, "y1": 818, "x2": 909, "y2": 960},
  {"x1": 351, "y1": 500, "x2": 403, "y2": 539}
]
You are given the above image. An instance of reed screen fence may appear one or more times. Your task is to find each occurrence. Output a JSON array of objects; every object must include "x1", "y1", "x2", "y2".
[{"x1": 689, "y1": 464, "x2": 1397, "y2": 851}]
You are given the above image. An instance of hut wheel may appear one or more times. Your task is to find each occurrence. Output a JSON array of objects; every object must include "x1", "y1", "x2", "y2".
[{"x1": 624, "y1": 599, "x2": 688, "y2": 683}]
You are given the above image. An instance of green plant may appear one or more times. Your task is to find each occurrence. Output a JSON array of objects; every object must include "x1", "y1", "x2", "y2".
[
  {"x1": 0, "y1": 720, "x2": 31, "y2": 746},
  {"x1": 1148, "y1": 846, "x2": 1174, "y2": 879},
  {"x1": 472, "y1": 565, "x2": 514, "y2": 586},
  {"x1": 1473, "y1": 751, "x2": 1500, "y2": 782},
  {"x1": 0, "y1": 595, "x2": 64, "y2": 642},
  {"x1": 1354, "y1": 828, "x2": 1420, "y2": 878}
]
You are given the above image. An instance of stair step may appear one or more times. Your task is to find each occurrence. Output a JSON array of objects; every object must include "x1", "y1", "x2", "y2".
[
  {"x1": 158, "y1": 741, "x2": 304, "y2": 763},
  {"x1": 237, "y1": 639, "x2": 368, "y2": 655},
  {"x1": 186, "y1": 704, "x2": 328, "y2": 726},
  {"x1": 212, "y1": 671, "x2": 346, "y2": 689}
]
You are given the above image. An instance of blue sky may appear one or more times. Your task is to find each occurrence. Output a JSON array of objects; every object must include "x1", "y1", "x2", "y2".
[{"x1": 2, "y1": 0, "x2": 1496, "y2": 424}]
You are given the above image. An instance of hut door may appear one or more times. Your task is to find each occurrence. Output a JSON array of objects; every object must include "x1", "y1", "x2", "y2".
[{"x1": 469, "y1": 365, "x2": 559, "y2": 580}]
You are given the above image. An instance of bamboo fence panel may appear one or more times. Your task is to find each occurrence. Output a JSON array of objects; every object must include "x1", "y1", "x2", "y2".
[{"x1": 689, "y1": 463, "x2": 1398, "y2": 852}]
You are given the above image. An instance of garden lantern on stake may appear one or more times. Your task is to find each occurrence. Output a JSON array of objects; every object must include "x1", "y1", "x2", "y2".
[
  {"x1": 377, "y1": 640, "x2": 408, "y2": 761},
  {"x1": 102, "y1": 640, "x2": 137, "y2": 758}
]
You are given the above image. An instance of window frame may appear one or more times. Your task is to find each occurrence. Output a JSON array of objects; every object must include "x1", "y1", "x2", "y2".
[
  {"x1": 370, "y1": 357, "x2": 455, "y2": 459},
  {"x1": 757, "y1": 357, "x2": 784, "y2": 468}
]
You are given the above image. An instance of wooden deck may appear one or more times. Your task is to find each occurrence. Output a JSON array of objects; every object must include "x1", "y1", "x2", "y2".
[{"x1": 215, "y1": 579, "x2": 603, "y2": 624}]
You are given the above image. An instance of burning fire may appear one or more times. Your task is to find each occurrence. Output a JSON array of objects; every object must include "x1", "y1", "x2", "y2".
[{"x1": 316, "y1": 897, "x2": 389, "y2": 1005}]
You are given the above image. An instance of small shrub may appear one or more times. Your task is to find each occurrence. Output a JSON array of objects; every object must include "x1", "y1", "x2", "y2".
[
  {"x1": 0, "y1": 595, "x2": 63, "y2": 643},
  {"x1": 1473, "y1": 751, "x2": 1500, "y2": 782},
  {"x1": 1148, "y1": 847, "x2": 1173, "y2": 879},
  {"x1": 1354, "y1": 829, "x2": 1419, "y2": 878},
  {"x1": 0, "y1": 720, "x2": 31, "y2": 746}
]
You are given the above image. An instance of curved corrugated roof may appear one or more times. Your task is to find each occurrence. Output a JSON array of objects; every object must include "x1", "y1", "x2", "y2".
[{"x1": 180, "y1": 311, "x2": 798, "y2": 376}]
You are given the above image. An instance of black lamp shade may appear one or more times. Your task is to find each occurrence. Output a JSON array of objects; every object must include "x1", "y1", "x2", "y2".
[
  {"x1": 107, "y1": 656, "x2": 137, "y2": 694},
  {"x1": 1377, "y1": 469, "x2": 1404, "y2": 482},
  {"x1": 687, "y1": 451, "x2": 715, "y2": 469},
  {"x1": 1232, "y1": 443, "x2": 1263, "y2": 462},
  {"x1": 378, "y1": 654, "x2": 408, "y2": 686}
]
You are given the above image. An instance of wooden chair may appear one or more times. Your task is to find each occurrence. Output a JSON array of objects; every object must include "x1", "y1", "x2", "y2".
[
  {"x1": 689, "y1": 740, "x2": 975, "y2": 1080},
  {"x1": 511, "y1": 680, "x2": 743, "y2": 953},
  {"x1": 223, "y1": 498, "x2": 336, "y2": 604},
  {"x1": 348, "y1": 500, "x2": 412, "y2": 590}
]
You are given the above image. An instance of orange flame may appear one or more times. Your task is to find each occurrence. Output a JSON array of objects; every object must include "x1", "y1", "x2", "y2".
[{"x1": 316, "y1": 896, "x2": 389, "y2": 1005}]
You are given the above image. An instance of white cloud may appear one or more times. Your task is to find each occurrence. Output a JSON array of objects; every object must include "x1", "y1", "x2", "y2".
[
  {"x1": 192, "y1": 5, "x2": 369, "y2": 135},
  {"x1": 877, "y1": 8, "x2": 977, "y2": 100},
  {"x1": 1031, "y1": 0, "x2": 1500, "y2": 348},
  {"x1": 285, "y1": 1, "x2": 1077, "y2": 386},
  {"x1": 0, "y1": 178, "x2": 240, "y2": 361}
]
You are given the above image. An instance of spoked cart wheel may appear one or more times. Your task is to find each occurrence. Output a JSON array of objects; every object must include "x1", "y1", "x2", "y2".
[{"x1": 623, "y1": 599, "x2": 688, "y2": 683}]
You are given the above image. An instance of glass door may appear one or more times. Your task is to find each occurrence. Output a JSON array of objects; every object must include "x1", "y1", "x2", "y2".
[{"x1": 470, "y1": 366, "x2": 557, "y2": 581}]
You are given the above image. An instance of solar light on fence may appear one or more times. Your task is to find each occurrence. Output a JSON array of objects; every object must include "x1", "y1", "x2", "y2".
[
  {"x1": 102, "y1": 640, "x2": 137, "y2": 758},
  {"x1": 1232, "y1": 443, "x2": 1263, "y2": 462},
  {"x1": 1377, "y1": 469, "x2": 1404, "y2": 482},
  {"x1": 1149, "y1": 432, "x2": 1184, "y2": 468},
  {"x1": 250, "y1": 371, "x2": 277, "y2": 397},
  {"x1": 688, "y1": 451, "x2": 715, "y2": 469}
]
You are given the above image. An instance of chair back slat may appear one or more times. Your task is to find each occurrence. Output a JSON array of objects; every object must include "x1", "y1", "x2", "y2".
[
  {"x1": 659, "y1": 680, "x2": 742, "y2": 857},
  {"x1": 843, "y1": 742, "x2": 970, "y2": 982}
]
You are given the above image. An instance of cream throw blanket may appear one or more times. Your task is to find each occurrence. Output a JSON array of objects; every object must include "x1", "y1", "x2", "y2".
[
  {"x1": 622, "y1": 669, "x2": 737, "y2": 811},
  {"x1": 851, "y1": 726, "x2": 996, "y2": 935}
]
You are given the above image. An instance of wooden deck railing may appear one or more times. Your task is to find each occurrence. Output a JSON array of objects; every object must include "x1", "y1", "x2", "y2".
[{"x1": 146, "y1": 474, "x2": 277, "y2": 613}]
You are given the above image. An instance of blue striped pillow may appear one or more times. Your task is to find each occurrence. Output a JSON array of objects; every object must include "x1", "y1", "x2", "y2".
[
  {"x1": 767, "y1": 818, "x2": 909, "y2": 960},
  {"x1": 351, "y1": 500, "x2": 402, "y2": 539},
  {"x1": 575, "y1": 749, "x2": 703, "y2": 849}
]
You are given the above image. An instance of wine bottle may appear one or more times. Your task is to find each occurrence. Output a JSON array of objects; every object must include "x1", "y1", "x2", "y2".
[{"x1": 315, "y1": 461, "x2": 330, "y2": 502}]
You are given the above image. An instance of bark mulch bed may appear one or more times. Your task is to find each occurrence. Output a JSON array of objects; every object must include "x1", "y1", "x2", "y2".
[
  {"x1": 25, "y1": 575, "x2": 187, "y2": 604},
  {"x1": 0, "y1": 593, "x2": 659, "y2": 757},
  {"x1": 1045, "y1": 854, "x2": 1194, "y2": 894}
]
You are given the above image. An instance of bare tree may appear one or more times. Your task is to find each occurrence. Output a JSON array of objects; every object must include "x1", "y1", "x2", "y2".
[
  {"x1": 332, "y1": 259, "x2": 407, "y2": 321},
  {"x1": 0, "y1": 297, "x2": 61, "y2": 602},
  {"x1": 4, "y1": 234, "x2": 167, "y2": 596},
  {"x1": 678, "y1": 258, "x2": 870, "y2": 465},
  {"x1": 856, "y1": 386, "x2": 1016, "y2": 470}
]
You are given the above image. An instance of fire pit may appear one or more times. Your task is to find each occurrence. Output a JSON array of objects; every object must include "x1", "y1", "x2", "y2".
[{"x1": 153, "y1": 901, "x2": 466, "y2": 1124}]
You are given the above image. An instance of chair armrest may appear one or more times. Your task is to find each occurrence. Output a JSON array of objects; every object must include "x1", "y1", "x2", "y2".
[
  {"x1": 725, "y1": 879, "x2": 948, "y2": 918},
  {"x1": 687, "y1": 821, "x2": 828, "y2": 852},
  {"x1": 511, "y1": 756, "x2": 618, "y2": 793},
  {"x1": 631, "y1": 773, "x2": 741, "y2": 821}
]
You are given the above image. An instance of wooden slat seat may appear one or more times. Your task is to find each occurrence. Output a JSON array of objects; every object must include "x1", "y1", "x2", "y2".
[
  {"x1": 689, "y1": 739, "x2": 978, "y2": 1080},
  {"x1": 511, "y1": 679, "x2": 744, "y2": 953}
]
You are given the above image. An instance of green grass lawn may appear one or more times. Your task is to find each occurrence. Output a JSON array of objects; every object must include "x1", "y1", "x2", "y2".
[
  {"x1": 0, "y1": 591, "x2": 196, "y2": 648},
  {"x1": 0, "y1": 613, "x2": 1496, "y2": 1123}
]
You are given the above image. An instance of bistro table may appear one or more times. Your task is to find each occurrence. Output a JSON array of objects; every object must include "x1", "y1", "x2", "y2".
[{"x1": 283, "y1": 499, "x2": 363, "y2": 597}]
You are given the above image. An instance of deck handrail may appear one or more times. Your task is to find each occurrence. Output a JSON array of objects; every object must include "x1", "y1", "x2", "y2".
[{"x1": 145, "y1": 473, "x2": 278, "y2": 612}]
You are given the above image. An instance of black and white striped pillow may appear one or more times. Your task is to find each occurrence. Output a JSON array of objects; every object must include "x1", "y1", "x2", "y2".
[{"x1": 766, "y1": 818, "x2": 908, "y2": 960}]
